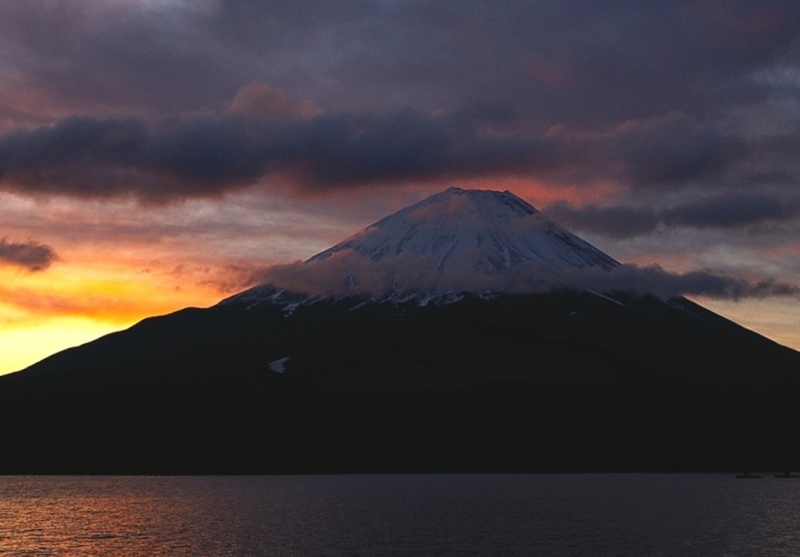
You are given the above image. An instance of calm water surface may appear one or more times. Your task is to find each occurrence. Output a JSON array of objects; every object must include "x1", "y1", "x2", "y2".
[{"x1": 0, "y1": 474, "x2": 799, "y2": 556}]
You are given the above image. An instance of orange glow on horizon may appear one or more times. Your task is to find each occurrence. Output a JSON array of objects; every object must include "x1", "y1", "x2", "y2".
[
  {"x1": 0, "y1": 255, "x2": 235, "y2": 375},
  {"x1": 0, "y1": 190, "x2": 353, "y2": 376},
  {"x1": 0, "y1": 318, "x2": 127, "y2": 375},
  {"x1": 696, "y1": 297, "x2": 800, "y2": 352}
]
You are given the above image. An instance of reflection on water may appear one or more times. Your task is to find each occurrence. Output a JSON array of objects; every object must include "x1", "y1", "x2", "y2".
[{"x1": 0, "y1": 474, "x2": 799, "y2": 556}]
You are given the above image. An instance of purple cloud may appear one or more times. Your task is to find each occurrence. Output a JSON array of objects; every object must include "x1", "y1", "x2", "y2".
[{"x1": 0, "y1": 238, "x2": 58, "y2": 271}]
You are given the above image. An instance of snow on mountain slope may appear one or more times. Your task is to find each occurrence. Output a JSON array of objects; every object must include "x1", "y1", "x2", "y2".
[
  {"x1": 223, "y1": 187, "x2": 620, "y2": 306},
  {"x1": 311, "y1": 188, "x2": 617, "y2": 273}
]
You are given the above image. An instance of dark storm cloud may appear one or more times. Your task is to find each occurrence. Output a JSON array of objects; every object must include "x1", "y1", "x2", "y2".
[
  {"x1": 168, "y1": 0, "x2": 800, "y2": 127},
  {"x1": 662, "y1": 194, "x2": 800, "y2": 229},
  {"x1": 545, "y1": 202, "x2": 661, "y2": 239},
  {"x1": 0, "y1": 108, "x2": 770, "y2": 202},
  {"x1": 0, "y1": 238, "x2": 58, "y2": 271},
  {"x1": 1, "y1": 1, "x2": 799, "y2": 127},
  {"x1": 602, "y1": 112, "x2": 750, "y2": 187},
  {"x1": 0, "y1": 1, "x2": 237, "y2": 116},
  {"x1": 564, "y1": 264, "x2": 800, "y2": 300},
  {"x1": 547, "y1": 193, "x2": 800, "y2": 238},
  {"x1": 0, "y1": 1, "x2": 798, "y2": 221},
  {"x1": 0, "y1": 109, "x2": 555, "y2": 202}
]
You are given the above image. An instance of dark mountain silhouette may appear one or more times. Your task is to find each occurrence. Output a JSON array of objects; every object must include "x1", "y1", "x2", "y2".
[{"x1": 1, "y1": 188, "x2": 799, "y2": 474}]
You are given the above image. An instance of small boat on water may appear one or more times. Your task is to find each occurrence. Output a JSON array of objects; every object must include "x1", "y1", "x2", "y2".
[
  {"x1": 775, "y1": 471, "x2": 800, "y2": 478},
  {"x1": 735, "y1": 472, "x2": 761, "y2": 479}
]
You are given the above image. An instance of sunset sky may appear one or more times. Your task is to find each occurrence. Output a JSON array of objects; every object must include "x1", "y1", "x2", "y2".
[{"x1": 1, "y1": 0, "x2": 800, "y2": 374}]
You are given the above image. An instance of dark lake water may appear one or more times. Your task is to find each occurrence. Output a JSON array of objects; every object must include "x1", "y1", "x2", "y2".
[{"x1": 0, "y1": 474, "x2": 799, "y2": 556}]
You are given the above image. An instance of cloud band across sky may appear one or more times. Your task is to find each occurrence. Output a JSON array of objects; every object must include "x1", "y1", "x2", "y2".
[
  {"x1": 547, "y1": 193, "x2": 800, "y2": 238},
  {"x1": 0, "y1": 108, "x2": 791, "y2": 207},
  {"x1": 256, "y1": 254, "x2": 799, "y2": 302}
]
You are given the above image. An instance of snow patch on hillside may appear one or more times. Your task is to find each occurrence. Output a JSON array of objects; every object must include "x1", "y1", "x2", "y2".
[{"x1": 269, "y1": 357, "x2": 290, "y2": 373}]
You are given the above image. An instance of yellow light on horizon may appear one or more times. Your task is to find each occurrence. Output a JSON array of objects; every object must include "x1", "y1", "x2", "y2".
[
  {"x1": 696, "y1": 297, "x2": 800, "y2": 352},
  {"x1": 0, "y1": 256, "x2": 224, "y2": 376},
  {"x1": 0, "y1": 317, "x2": 125, "y2": 375}
]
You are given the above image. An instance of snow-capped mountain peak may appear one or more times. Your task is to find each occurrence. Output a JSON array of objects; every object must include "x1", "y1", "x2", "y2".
[
  {"x1": 223, "y1": 187, "x2": 619, "y2": 306},
  {"x1": 310, "y1": 187, "x2": 616, "y2": 274}
]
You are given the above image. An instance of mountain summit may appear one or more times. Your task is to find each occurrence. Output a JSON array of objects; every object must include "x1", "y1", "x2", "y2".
[
  {"x1": 310, "y1": 187, "x2": 618, "y2": 274},
  {"x1": 227, "y1": 187, "x2": 618, "y2": 305}
]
